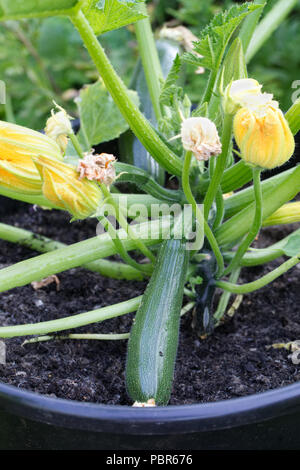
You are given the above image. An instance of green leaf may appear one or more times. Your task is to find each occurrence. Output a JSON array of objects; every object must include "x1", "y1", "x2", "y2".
[
  {"x1": 282, "y1": 232, "x2": 300, "y2": 257},
  {"x1": 0, "y1": 0, "x2": 83, "y2": 20},
  {"x1": 82, "y1": 0, "x2": 146, "y2": 35},
  {"x1": 76, "y1": 80, "x2": 139, "y2": 147},
  {"x1": 182, "y1": 2, "x2": 262, "y2": 72}
]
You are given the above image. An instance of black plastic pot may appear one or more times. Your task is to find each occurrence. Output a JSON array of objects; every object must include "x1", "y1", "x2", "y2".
[{"x1": 1, "y1": 380, "x2": 300, "y2": 450}]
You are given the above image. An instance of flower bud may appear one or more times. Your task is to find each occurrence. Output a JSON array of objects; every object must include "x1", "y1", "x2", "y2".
[
  {"x1": 77, "y1": 152, "x2": 116, "y2": 186},
  {"x1": 181, "y1": 117, "x2": 222, "y2": 161},
  {"x1": 33, "y1": 155, "x2": 103, "y2": 219},
  {"x1": 224, "y1": 78, "x2": 275, "y2": 115},
  {"x1": 233, "y1": 104, "x2": 295, "y2": 169},
  {"x1": 0, "y1": 120, "x2": 62, "y2": 194},
  {"x1": 45, "y1": 103, "x2": 73, "y2": 154}
]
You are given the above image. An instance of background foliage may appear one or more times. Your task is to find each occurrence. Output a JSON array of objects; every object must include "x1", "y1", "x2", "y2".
[{"x1": 0, "y1": 0, "x2": 298, "y2": 130}]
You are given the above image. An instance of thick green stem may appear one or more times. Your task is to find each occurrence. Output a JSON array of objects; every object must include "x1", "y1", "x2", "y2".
[
  {"x1": 70, "y1": 10, "x2": 182, "y2": 176},
  {"x1": 216, "y1": 255, "x2": 300, "y2": 294},
  {"x1": 222, "y1": 167, "x2": 262, "y2": 276},
  {"x1": 135, "y1": 5, "x2": 163, "y2": 121},
  {"x1": 203, "y1": 113, "x2": 233, "y2": 219},
  {"x1": 0, "y1": 296, "x2": 142, "y2": 338},
  {"x1": 115, "y1": 162, "x2": 182, "y2": 203},
  {"x1": 182, "y1": 151, "x2": 224, "y2": 276},
  {"x1": 0, "y1": 217, "x2": 172, "y2": 293},
  {"x1": 0, "y1": 185, "x2": 58, "y2": 208},
  {"x1": 0, "y1": 222, "x2": 144, "y2": 280}
]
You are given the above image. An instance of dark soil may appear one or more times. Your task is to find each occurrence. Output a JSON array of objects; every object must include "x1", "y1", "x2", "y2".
[{"x1": 0, "y1": 201, "x2": 300, "y2": 405}]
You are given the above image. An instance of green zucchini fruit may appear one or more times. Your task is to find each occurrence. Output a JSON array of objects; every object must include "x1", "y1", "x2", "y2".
[{"x1": 126, "y1": 238, "x2": 189, "y2": 406}]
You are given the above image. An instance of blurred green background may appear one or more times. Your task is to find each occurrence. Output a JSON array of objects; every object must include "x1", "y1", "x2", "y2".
[{"x1": 0, "y1": 0, "x2": 299, "y2": 130}]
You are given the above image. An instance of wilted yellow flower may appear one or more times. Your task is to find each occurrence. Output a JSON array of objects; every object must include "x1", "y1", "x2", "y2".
[
  {"x1": 181, "y1": 117, "x2": 222, "y2": 161},
  {"x1": 77, "y1": 152, "x2": 116, "y2": 186},
  {"x1": 234, "y1": 102, "x2": 295, "y2": 169},
  {"x1": 45, "y1": 103, "x2": 73, "y2": 154},
  {"x1": 33, "y1": 155, "x2": 103, "y2": 219},
  {"x1": 0, "y1": 120, "x2": 62, "y2": 194}
]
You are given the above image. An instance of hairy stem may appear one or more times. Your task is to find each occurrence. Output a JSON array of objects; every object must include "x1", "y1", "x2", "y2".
[
  {"x1": 0, "y1": 222, "x2": 144, "y2": 280},
  {"x1": 0, "y1": 217, "x2": 172, "y2": 293},
  {"x1": 70, "y1": 9, "x2": 182, "y2": 176}
]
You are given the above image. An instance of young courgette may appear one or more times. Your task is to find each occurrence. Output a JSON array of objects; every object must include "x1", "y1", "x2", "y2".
[{"x1": 126, "y1": 238, "x2": 189, "y2": 406}]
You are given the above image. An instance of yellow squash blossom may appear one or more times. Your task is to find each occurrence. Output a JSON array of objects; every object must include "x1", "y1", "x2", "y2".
[
  {"x1": 45, "y1": 103, "x2": 73, "y2": 154},
  {"x1": 263, "y1": 202, "x2": 300, "y2": 227},
  {"x1": 33, "y1": 155, "x2": 103, "y2": 220},
  {"x1": 0, "y1": 120, "x2": 62, "y2": 194},
  {"x1": 233, "y1": 102, "x2": 295, "y2": 169}
]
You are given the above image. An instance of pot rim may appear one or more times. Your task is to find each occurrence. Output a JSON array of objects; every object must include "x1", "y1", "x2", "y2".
[{"x1": 1, "y1": 379, "x2": 300, "y2": 435}]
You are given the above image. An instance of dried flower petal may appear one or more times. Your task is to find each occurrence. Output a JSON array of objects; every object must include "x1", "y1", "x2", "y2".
[
  {"x1": 181, "y1": 117, "x2": 222, "y2": 161},
  {"x1": 77, "y1": 152, "x2": 116, "y2": 186}
]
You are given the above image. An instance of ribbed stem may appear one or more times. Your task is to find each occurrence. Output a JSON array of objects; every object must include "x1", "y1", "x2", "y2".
[
  {"x1": 0, "y1": 217, "x2": 172, "y2": 293},
  {"x1": 70, "y1": 10, "x2": 182, "y2": 176},
  {"x1": 0, "y1": 222, "x2": 144, "y2": 280}
]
